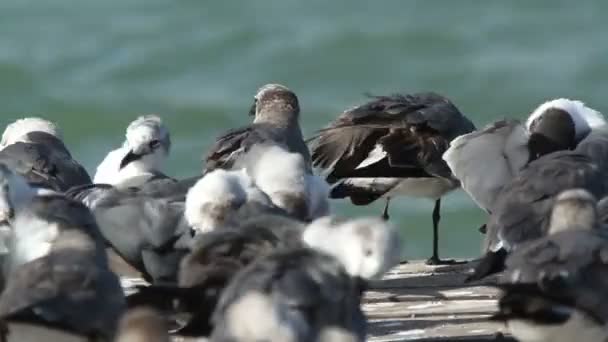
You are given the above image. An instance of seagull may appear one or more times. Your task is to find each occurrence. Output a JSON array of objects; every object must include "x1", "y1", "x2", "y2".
[
  {"x1": 125, "y1": 212, "x2": 305, "y2": 337},
  {"x1": 127, "y1": 216, "x2": 397, "y2": 339},
  {"x1": 94, "y1": 115, "x2": 173, "y2": 187},
  {"x1": 204, "y1": 84, "x2": 311, "y2": 173},
  {"x1": 308, "y1": 92, "x2": 475, "y2": 264},
  {"x1": 0, "y1": 118, "x2": 91, "y2": 191},
  {"x1": 210, "y1": 249, "x2": 367, "y2": 342},
  {"x1": 466, "y1": 109, "x2": 608, "y2": 281},
  {"x1": 491, "y1": 189, "x2": 608, "y2": 342},
  {"x1": 0, "y1": 220, "x2": 125, "y2": 341},
  {"x1": 239, "y1": 144, "x2": 331, "y2": 221},
  {"x1": 184, "y1": 168, "x2": 286, "y2": 234},
  {"x1": 444, "y1": 98, "x2": 607, "y2": 214},
  {"x1": 209, "y1": 216, "x2": 401, "y2": 342}
]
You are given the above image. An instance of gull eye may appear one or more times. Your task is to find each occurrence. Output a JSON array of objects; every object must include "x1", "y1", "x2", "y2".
[
  {"x1": 149, "y1": 140, "x2": 161, "y2": 149},
  {"x1": 364, "y1": 248, "x2": 373, "y2": 257}
]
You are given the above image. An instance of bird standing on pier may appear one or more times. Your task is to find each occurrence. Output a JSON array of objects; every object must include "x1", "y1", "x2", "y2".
[{"x1": 308, "y1": 92, "x2": 475, "y2": 264}]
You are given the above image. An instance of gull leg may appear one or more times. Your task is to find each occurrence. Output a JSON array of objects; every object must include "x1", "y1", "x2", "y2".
[
  {"x1": 381, "y1": 198, "x2": 390, "y2": 221},
  {"x1": 426, "y1": 199, "x2": 463, "y2": 265}
]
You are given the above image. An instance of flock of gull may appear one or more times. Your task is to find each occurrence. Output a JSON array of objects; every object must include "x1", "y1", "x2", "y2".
[{"x1": 0, "y1": 83, "x2": 606, "y2": 342}]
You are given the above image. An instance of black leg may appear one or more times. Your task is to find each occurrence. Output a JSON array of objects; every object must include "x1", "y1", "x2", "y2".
[
  {"x1": 381, "y1": 198, "x2": 390, "y2": 221},
  {"x1": 425, "y1": 199, "x2": 463, "y2": 265}
]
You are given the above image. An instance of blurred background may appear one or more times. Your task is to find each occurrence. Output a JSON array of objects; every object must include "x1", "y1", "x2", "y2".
[{"x1": 1, "y1": 0, "x2": 606, "y2": 260}]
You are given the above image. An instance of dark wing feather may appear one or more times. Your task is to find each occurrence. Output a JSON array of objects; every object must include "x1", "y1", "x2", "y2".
[
  {"x1": 204, "y1": 124, "x2": 280, "y2": 173},
  {"x1": 485, "y1": 151, "x2": 608, "y2": 251},
  {"x1": 309, "y1": 92, "x2": 474, "y2": 186},
  {"x1": 212, "y1": 248, "x2": 356, "y2": 322},
  {"x1": 0, "y1": 250, "x2": 124, "y2": 337},
  {"x1": 499, "y1": 230, "x2": 608, "y2": 324},
  {"x1": 0, "y1": 134, "x2": 91, "y2": 191}
]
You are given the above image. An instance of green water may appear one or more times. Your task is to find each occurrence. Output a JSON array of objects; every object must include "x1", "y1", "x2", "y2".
[{"x1": 1, "y1": 1, "x2": 607, "y2": 259}]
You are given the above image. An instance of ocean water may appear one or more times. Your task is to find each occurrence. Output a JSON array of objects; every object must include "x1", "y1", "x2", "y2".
[{"x1": 1, "y1": 1, "x2": 607, "y2": 259}]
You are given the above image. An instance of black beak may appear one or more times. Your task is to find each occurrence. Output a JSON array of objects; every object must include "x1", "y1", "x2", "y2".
[
  {"x1": 119, "y1": 150, "x2": 143, "y2": 169},
  {"x1": 248, "y1": 100, "x2": 257, "y2": 116}
]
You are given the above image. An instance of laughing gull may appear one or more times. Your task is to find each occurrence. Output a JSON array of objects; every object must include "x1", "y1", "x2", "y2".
[
  {"x1": 209, "y1": 215, "x2": 401, "y2": 342},
  {"x1": 210, "y1": 248, "x2": 367, "y2": 342},
  {"x1": 204, "y1": 84, "x2": 312, "y2": 173},
  {"x1": 126, "y1": 215, "x2": 305, "y2": 337},
  {"x1": 94, "y1": 115, "x2": 173, "y2": 187},
  {"x1": 0, "y1": 223, "x2": 125, "y2": 341},
  {"x1": 184, "y1": 168, "x2": 289, "y2": 234},
  {"x1": 115, "y1": 307, "x2": 170, "y2": 342},
  {"x1": 468, "y1": 124, "x2": 608, "y2": 281},
  {"x1": 0, "y1": 118, "x2": 91, "y2": 191},
  {"x1": 308, "y1": 92, "x2": 475, "y2": 264},
  {"x1": 444, "y1": 98, "x2": 607, "y2": 214},
  {"x1": 239, "y1": 144, "x2": 331, "y2": 221},
  {"x1": 491, "y1": 189, "x2": 608, "y2": 342}
]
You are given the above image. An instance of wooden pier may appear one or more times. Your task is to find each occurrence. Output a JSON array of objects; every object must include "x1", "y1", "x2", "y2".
[
  {"x1": 365, "y1": 261, "x2": 513, "y2": 342},
  {"x1": 118, "y1": 257, "x2": 514, "y2": 341}
]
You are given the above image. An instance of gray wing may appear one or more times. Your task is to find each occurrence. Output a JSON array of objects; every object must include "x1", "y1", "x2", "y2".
[
  {"x1": 21, "y1": 194, "x2": 106, "y2": 246},
  {"x1": 204, "y1": 124, "x2": 281, "y2": 173},
  {"x1": 0, "y1": 250, "x2": 125, "y2": 338},
  {"x1": 443, "y1": 119, "x2": 529, "y2": 212},
  {"x1": 92, "y1": 195, "x2": 192, "y2": 282}
]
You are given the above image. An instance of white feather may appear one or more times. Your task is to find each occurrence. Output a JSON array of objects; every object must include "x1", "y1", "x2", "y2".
[
  {"x1": 355, "y1": 144, "x2": 387, "y2": 169},
  {"x1": 224, "y1": 291, "x2": 307, "y2": 342},
  {"x1": 185, "y1": 169, "x2": 248, "y2": 233},
  {"x1": 8, "y1": 213, "x2": 60, "y2": 274}
]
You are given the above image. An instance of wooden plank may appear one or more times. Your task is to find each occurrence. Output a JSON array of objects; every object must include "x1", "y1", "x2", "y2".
[
  {"x1": 364, "y1": 260, "x2": 511, "y2": 342},
  {"x1": 121, "y1": 259, "x2": 510, "y2": 341}
]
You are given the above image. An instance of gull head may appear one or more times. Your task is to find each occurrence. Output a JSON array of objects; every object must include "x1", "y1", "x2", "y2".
[
  {"x1": 549, "y1": 188, "x2": 598, "y2": 234},
  {"x1": 527, "y1": 99, "x2": 606, "y2": 159},
  {"x1": 185, "y1": 169, "x2": 249, "y2": 233},
  {"x1": 119, "y1": 115, "x2": 171, "y2": 171},
  {"x1": 0, "y1": 117, "x2": 62, "y2": 150},
  {"x1": 250, "y1": 83, "x2": 300, "y2": 123}
]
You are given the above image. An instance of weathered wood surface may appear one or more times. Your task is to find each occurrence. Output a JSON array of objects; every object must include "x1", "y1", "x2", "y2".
[
  {"x1": 365, "y1": 261, "x2": 513, "y2": 342},
  {"x1": 120, "y1": 260, "x2": 513, "y2": 342}
]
